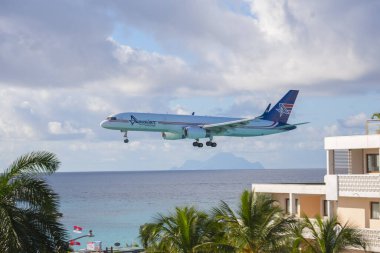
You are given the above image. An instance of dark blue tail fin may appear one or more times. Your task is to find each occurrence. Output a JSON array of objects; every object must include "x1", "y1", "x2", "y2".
[{"x1": 262, "y1": 90, "x2": 299, "y2": 123}]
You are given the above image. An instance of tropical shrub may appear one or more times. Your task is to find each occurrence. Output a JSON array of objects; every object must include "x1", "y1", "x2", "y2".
[{"x1": 0, "y1": 151, "x2": 68, "y2": 253}]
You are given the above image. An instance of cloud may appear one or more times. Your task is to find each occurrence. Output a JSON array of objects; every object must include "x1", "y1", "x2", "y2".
[
  {"x1": 338, "y1": 113, "x2": 368, "y2": 129},
  {"x1": 0, "y1": 0, "x2": 117, "y2": 87},
  {"x1": 171, "y1": 105, "x2": 191, "y2": 115},
  {"x1": 0, "y1": 0, "x2": 379, "y2": 97},
  {"x1": 48, "y1": 121, "x2": 93, "y2": 137},
  {"x1": 107, "y1": 0, "x2": 380, "y2": 94},
  {"x1": 0, "y1": 0, "x2": 379, "y2": 172}
]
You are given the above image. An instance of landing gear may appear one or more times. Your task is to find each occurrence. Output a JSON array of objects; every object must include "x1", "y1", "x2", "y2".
[
  {"x1": 193, "y1": 141, "x2": 203, "y2": 147},
  {"x1": 206, "y1": 140, "x2": 217, "y2": 147},
  {"x1": 123, "y1": 131, "x2": 129, "y2": 144},
  {"x1": 193, "y1": 139, "x2": 217, "y2": 148}
]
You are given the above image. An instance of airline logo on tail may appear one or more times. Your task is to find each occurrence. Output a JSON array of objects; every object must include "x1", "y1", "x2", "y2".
[
  {"x1": 261, "y1": 90, "x2": 298, "y2": 124},
  {"x1": 276, "y1": 103, "x2": 294, "y2": 117}
]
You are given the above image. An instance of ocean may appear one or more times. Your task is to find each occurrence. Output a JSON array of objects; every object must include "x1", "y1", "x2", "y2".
[{"x1": 47, "y1": 169, "x2": 325, "y2": 249}]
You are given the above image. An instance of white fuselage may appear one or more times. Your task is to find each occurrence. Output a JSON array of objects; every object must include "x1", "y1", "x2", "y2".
[{"x1": 100, "y1": 112, "x2": 288, "y2": 138}]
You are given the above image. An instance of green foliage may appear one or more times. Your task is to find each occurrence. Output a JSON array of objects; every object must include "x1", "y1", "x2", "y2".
[
  {"x1": 0, "y1": 151, "x2": 68, "y2": 253},
  {"x1": 212, "y1": 190, "x2": 295, "y2": 253},
  {"x1": 372, "y1": 113, "x2": 380, "y2": 119},
  {"x1": 139, "y1": 192, "x2": 367, "y2": 253},
  {"x1": 139, "y1": 206, "x2": 232, "y2": 253},
  {"x1": 291, "y1": 215, "x2": 366, "y2": 253}
]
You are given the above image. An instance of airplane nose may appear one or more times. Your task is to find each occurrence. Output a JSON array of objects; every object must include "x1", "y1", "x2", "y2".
[{"x1": 100, "y1": 120, "x2": 108, "y2": 128}]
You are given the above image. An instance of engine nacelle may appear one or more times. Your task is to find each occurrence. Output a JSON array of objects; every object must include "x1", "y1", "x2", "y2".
[
  {"x1": 162, "y1": 132, "x2": 184, "y2": 140},
  {"x1": 185, "y1": 127, "x2": 207, "y2": 139}
]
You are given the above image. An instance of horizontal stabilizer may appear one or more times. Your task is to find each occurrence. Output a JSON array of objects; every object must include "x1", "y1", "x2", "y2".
[{"x1": 292, "y1": 122, "x2": 309, "y2": 126}]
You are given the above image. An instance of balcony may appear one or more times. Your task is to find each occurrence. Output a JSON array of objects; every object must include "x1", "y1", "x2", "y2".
[
  {"x1": 338, "y1": 174, "x2": 380, "y2": 198},
  {"x1": 366, "y1": 119, "x2": 380, "y2": 135},
  {"x1": 358, "y1": 228, "x2": 380, "y2": 252},
  {"x1": 300, "y1": 225, "x2": 380, "y2": 252}
]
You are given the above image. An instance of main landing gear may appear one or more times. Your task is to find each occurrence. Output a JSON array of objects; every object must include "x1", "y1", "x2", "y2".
[
  {"x1": 206, "y1": 141, "x2": 217, "y2": 147},
  {"x1": 192, "y1": 139, "x2": 217, "y2": 148},
  {"x1": 192, "y1": 141, "x2": 203, "y2": 147}
]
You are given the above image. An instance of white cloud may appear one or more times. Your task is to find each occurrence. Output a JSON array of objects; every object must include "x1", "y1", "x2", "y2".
[
  {"x1": 1, "y1": 0, "x2": 379, "y2": 95},
  {"x1": 250, "y1": 0, "x2": 295, "y2": 43},
  {"x1": 339, "y1": 113, "x2": 368, "y2": 128},
  {"x1": 69, "y1": 143, "x2": 88, "y2": 151},
  {"x1": 48, "y1": 121, "x2": 93, "y2": 136},
  {"x1": 171, "y1": 105, "x2": 191, "y2": 115},
  {"x1": 323, "y1": 124, "x2": 342, "y2": 137},
  {"x1": 0, "y1": 0, "x2": 379, "y2": 172}
]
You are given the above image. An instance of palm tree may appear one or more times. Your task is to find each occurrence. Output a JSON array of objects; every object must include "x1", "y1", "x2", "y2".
[
  {"x1": 0, "y1": 151, "x2": 68, "y2": 253},
  {"x1": 292, "y1": 215, "x2": 366, "y2": 253},
  {"x1": 212, "y1": 190, "x2": 295, "y2": 253},
  {"x1": 139, "y1": 206, "x2": 232, "y2": 253},
  {"x1": 371, "y1": 113, "x2": 380, "y2": 119}
]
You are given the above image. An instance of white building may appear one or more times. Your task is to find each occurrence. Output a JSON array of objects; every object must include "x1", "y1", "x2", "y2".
[{"x1": 252, "y1": 119, "x2": 380, "y2": 252}]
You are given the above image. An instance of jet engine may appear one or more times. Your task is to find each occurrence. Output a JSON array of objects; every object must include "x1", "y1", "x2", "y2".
[
  {"x1": 162, "y1": 132, "x2": 184, "y2": 140},
  {"x1": 184, "y1": 126, "x2": 207, "y2": 139}
]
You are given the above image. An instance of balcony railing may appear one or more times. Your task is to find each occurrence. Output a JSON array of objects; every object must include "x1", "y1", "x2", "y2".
[
  {"x1": 301, "y1": 226, "x2": 380, "y2": 251},
  {"x1": 338, "y1": 174, "x2": 380, "y2": 197},
  {"x1": 358, "y1": 228, "x2": 380, "y2": 252},
  {"x1": 366, "y1": 119, "x2": 380, "y2": 135}
]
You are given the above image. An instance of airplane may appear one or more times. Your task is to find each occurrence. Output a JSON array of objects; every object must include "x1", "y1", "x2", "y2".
[{"x1": 100, "y1": 90, "x2": 307, "y2": 147}]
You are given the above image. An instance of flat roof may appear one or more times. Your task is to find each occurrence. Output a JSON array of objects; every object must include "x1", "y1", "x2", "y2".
[
  {"x1": 325, "y1": 134, "x2": 380, "y2": 150},
  {"x1": 252, "y1": 183, "x2": 326, "y2": 195}
]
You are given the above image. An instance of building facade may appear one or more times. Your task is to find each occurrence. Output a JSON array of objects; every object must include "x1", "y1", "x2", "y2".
[{"x1": 252, "y1": 120, "x2": 380, "y2": 252}]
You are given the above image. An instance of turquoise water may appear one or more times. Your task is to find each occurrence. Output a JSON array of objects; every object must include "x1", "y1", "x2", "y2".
[{"x1": 47, "y1": 169, "x2": 325, "y2": 249}]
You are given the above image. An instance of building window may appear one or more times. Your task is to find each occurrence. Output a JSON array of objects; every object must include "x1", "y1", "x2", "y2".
[
  {"x1": 371, "y1": 202, "x2": 380, "y2": 219},
  {"x1": 323, "y1": 200, "x2": 328, "y2": 216},
  {"x1": 295, "y1": 199, "x2": 299, "y2": 214},
  {"x1": 285, "y1": 198, "x2": 290, "y2": 214},
  {"x1": 367, "y1": 154, "x2": 379, "y2": 173}
]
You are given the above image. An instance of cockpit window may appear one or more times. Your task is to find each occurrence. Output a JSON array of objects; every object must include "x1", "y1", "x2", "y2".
[{"x1": 107, "y1": 117, "x2": 117, "y2": 121}]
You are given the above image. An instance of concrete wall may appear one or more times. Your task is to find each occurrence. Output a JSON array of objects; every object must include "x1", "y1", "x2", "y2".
[
  {"x1": 345, "y1": 148, "x2": 378, "y2": 175},
  {"x1": 325, "y1": 135, "x2": 380, "y2": 150},
  {"x1": 351, "y1": 149, "x2": 364, "y2": 174},
  {"x1": 271, "y1": 193, "x2": 323, "y2": 217},
  {"x1": 369, "y1": 218, "x2": 380, "y2": 228},
  {"x1": 271, "y1": 193, "x2": 288, "y2": 212},
  {"x1": 299, "y1": 195, "x2": 322, "y2": 217},
  {"x1": 327, "y1": 150, "x2": 334, "y2": 175},
  {"x1": 337, "y1": 197, "x2": 380, "y2": 229}
]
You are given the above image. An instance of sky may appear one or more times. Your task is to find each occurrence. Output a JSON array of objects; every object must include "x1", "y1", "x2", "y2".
[{"x1": 0, "y1": 0, "x2": 379, "y2": 172}]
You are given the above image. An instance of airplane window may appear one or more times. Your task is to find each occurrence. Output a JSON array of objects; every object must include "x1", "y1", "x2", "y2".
[{"x1": 107, "y1": 117, "x2": 117, "y2": 120}]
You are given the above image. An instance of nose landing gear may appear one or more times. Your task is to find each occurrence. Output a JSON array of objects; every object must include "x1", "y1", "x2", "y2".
[{"x1": 123, "y1": 131, "x2": 129, "y2": 143}]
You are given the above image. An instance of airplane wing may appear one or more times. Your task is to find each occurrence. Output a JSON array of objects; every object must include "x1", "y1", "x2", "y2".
[{"x1": 202, "y1": 117, "x2": 256, "y2": 133}]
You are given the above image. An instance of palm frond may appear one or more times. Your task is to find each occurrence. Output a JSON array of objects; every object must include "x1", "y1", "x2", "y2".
[
  {"x1": 5, "y1": 151, "x2": 60, "y2": 180},
  {"x1": 0, "y1": 151, "x2": 67, "y2": 252}
]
